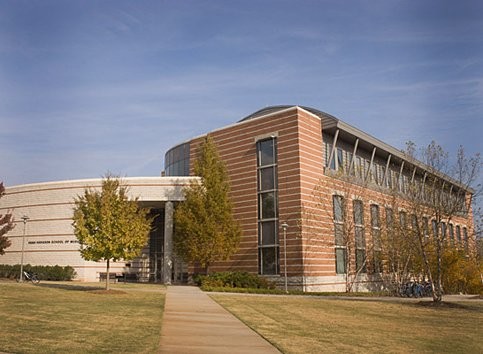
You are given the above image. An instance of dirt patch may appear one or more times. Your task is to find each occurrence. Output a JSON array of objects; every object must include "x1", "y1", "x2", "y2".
[{"x1": 89, "y1": 289, "x2": 127, "y2": 295}]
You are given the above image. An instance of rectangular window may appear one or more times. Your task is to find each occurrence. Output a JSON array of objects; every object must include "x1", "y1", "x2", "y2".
[
  {"x1": 449, "y1": 224, "x2": 455, "y2": 246},
  {"x1": 422, "y1": 217, "x2": 429, "y2": 239},
  {"x1": 385, "y1": 169, "x2": 392, "y2": 189},
  {"x1": 432, "y1": 220, "x2": 438, "y2": 239},
  {"x1": 463, "y1": 227, "x2": 468, "y2": 252},
  {"x1": 386, "y1": 208, "x2": 396, "y2": 272},
  {"x1": 441, "y1": 222, "x2": 447, "y2": 242},
  {"x1": 257, "y1": 138, "x2": 279, "y2": 275},
  {"x1": 333, "y1": 195, "x2": 346, "y2": 274},
  {"x1": 356, "y1": 156, "x2": 363, "y2": 179},
  {"x1": 353, "y1": 200, "x2": 366, "y2": 273},
  {"x1": 371, "y1": 205, "x2": 382, "y2": 273},
  {"x1": 258, "y1": 139, "x2": 276, "y2": 167},
  {"x1": 258, "y1": 192, "x2": 277, "y2": 219},
  {"x1": 399, "y1": 211, "x2": 407, "y2": 229},
  {"x1": 337, "y1": 148, "x2": 344, "y2": 172},
  {"x1": 259, "y1": 166, "x2": 276, "y2": 191},
  {"x1": 335, "y1": 248, "x2": 347, "y2": 274},
  {"x1": 456, "y1": 225, "x2": 462, "y2": 247}
]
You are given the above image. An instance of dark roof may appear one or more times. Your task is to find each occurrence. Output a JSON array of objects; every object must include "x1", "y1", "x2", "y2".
[{"x1": 238, "y1": 105, "x2": 339, "y2": 124}]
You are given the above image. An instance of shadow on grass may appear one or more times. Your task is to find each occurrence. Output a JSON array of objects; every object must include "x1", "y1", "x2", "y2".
[
  {"x1": 410, "y1": 301, "x2": 483, "y2": 311},
  {"x1": 38, "y1": 282, "x2": 104, "y2": 292}
]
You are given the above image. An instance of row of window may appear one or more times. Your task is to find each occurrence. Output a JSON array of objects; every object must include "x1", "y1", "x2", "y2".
[
  {"x1": 164, "y1": 143, "x2": 190, "y2": 177},
  {"x1": 324, "y1": 141, "x2": 467, "y2": 213},
  {"x1": 332, "y1": 195, "x2": 469, "y2": 275},
  {"x1": 257, "y1": 137, "x2": 279, "y2": 275}
]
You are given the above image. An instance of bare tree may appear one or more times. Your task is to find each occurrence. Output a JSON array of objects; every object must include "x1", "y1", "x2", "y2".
[
  {"x1": 302, "y1": 173, "x2": 374, "y2": 292},
  {"x1": 401, "y1": 142, "x2": 481, "y2": 302}
]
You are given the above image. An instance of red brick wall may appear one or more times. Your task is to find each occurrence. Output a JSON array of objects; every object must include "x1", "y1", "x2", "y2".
[{"x1": 185, "y1": 106, "x2": 475, "y2": 283}]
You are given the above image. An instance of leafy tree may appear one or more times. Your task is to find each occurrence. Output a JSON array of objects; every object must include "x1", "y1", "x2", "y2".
[
  {"x1": 0, "y1": 182, "x2": 15, "y2": 255},
  {"x1": 72, "y1": 175, "x2": 151, "y2": 289},
  {"x1": 174, "y1": 135, "x2": 241, "y2": 274}
]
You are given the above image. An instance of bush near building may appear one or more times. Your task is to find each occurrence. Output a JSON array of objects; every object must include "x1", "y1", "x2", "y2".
[
  {"x1": 194, "y1": 271, "x2": 275, "y2": 290},
  {"x1": 0, "y1": 264, "x2": 76, "y2": 281}
]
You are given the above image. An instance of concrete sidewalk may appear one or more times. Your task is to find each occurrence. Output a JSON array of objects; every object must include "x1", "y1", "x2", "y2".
[{"x1": 159, "y1": 286, "x2": 280, "y2": 354}]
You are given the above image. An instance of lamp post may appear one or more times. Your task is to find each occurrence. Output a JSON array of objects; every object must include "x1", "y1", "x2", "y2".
[
  {"x1": 19, "y1": 215, "x2": 29, "y2": 282},
  {"x1": 281, "y1": 222, "x2": 289, "y2": 293}
]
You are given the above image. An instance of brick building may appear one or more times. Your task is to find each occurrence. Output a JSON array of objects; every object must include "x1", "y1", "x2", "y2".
[
  {"x1": 165, "y1": 105, "x2": 474, "y2": 291},
  {"x1": 1, "y1": 105, "x2": 474, "y2": 289}
]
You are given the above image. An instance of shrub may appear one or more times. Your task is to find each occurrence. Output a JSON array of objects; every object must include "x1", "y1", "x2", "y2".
[
  {"x1": 194, "y1": 271, "x2": 275, "y2": 290},
  {"x1": 0, "y1": 264, "x2": 76, "y2": 281}
]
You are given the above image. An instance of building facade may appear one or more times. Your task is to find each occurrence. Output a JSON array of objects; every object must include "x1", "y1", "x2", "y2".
[
  {"x1": 165, "y1": 105, "x2": 474, "y2": 291},
  {"x1": 0, "y1": 177, "x2": 196, "y2": 282},
  {"x1": 1, "y1": 105, "x2": 474, "y2": 290}
]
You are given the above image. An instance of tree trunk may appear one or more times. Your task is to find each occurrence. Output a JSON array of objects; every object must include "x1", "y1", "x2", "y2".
[
  {"x1": 434, "y1": 241, "x2": 443, "y2": 302},
  {"x1": 106, "y1": 259, "x2": 110, "y2": 291}
]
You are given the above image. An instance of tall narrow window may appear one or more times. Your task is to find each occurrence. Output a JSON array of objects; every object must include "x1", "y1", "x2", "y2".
[
  {"x1": 371, "y1": 205, "x2": 382, "y2": 273},
  {"x1": 356, "y1": 156, "x2": 363, "y2": 179},
  {"x1": 337, "y1": 148, "x2": 344, "y2": 172},
  {"x1": 463, "y1": 227, "x2": 468, "y2": 252},
  {"x1": 257, "y1": 138, "x2": 278, "y2": 275},
  {"x1": 422, "y1": 217, "x2": 429, "y2": 239},
  {"x1": 449, "y1": 224, "x2": 455, "y2": 246},
  {"x1": 441, "y1": 222, "x2": 447, "y2": 243},
  {"x1": 456, "y1": 225, "x2": 462, "y2": 246},
  {"x1": 386, "y1": 208, "x2": 396, "y2": 272},
  {"x1": 399, "y1": 211, "x2": 407, "y2": 230},
  {"x1": 333, "y1": 195, "x2": 346, "y2": 274},
  {"x1": 353, "y1": 200, "x2": 366, "y2": 273},
  {"x1": 432, "y1": 220, "x2": 438, "y2": 239}
]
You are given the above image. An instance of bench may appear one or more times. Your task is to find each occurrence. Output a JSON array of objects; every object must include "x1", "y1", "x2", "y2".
[{"x1": 99, "y1": 272, "x2": 118, "y2": 282}]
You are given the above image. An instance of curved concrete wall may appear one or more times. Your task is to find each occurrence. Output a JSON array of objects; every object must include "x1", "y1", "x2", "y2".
[{"x1": 0, "y1": 177, "x2": 195, "y2": 281}]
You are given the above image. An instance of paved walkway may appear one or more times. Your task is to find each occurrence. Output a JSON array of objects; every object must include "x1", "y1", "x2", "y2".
[{"x1": 159, "y1": 286, "x2": 280, "y2": 354}]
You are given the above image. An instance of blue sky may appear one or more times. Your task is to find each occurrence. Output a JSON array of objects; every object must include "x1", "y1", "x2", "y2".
[{"x1": 1, "y1": 0, "x2": 482, "y2": 186}]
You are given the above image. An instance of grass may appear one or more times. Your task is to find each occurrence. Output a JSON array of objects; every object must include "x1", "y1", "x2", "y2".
[
  {"x1": 211, "y1": 294, "x2": 483, "y2": 354},
  {"x1": 0, "y1": 281, "x2": 165, "y2": 354}
]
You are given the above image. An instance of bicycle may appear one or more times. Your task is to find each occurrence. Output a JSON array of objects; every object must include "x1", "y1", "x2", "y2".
[{"x1": 18, "y1": 271, "x2": 40, "y2": 284}]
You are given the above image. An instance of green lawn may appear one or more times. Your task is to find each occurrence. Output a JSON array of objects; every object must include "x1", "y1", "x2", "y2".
[
  {"x1": 211, "y1": 294, "x2": 483, "y2": 354},
  {"x1": 0, "y1": 281, "x2": 165, "y2": 354}
]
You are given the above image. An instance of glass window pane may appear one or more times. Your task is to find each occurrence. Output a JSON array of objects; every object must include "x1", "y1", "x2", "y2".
[
  {"x1": 259, "y1": 221, "x2": 276, "y2": 245},
  {"x1": 373, "y1": 229, "x2": 381, "y2": 250},
  {"x1": 371, "y1": 205, "x2": 379, "y2": 227},
  {"x1": 337, "y1": 148, "x2": 344, "y2": 171},
  {"x1": 336, "y1": 248, "x2": 346, "y2": 274},
  {"x1": 353, "y1": 200, "x2": 363, "y2": 225},
  {"x1": 449, "y1": 224, "x2": 455, "y2": 245},
  {"x1": 260, "y1": 247, "x2": 277, "y2": 275},
  {"x1": 373, "y1": 250, "x2": 382, "y2": 273},
  {"x1": 432, "y1": 220, "x2": 438, "y2": 238},
  {"x1": 335, "y1": 223, "x2": 344, "y2": 246},
  {"x1": 259, "y1": 192, "x2": 276, "y2": 219},
  {"x1": 333, "y1": 195, "x2": 344, "y2": 222},
  {"x1": 355, "y1": 227, "x2": 365, "y2": 248},
  {"x1": 259, "y1": 167, "x2": 275, "y2": 191},
  {"x1": 356, "y1": 249, "x2": 366, "y2": 272},
  {"x1": 258, "y1": 139, "x2": 275, "y2": 166}
]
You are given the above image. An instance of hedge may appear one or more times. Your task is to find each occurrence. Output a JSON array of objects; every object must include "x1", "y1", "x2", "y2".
[
  {"x1": 0, "y1": 264, "x2": 76, "y2": 281},
  {"x1": 194, "y1": 271, "x2": 275, "y2": 290}
]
